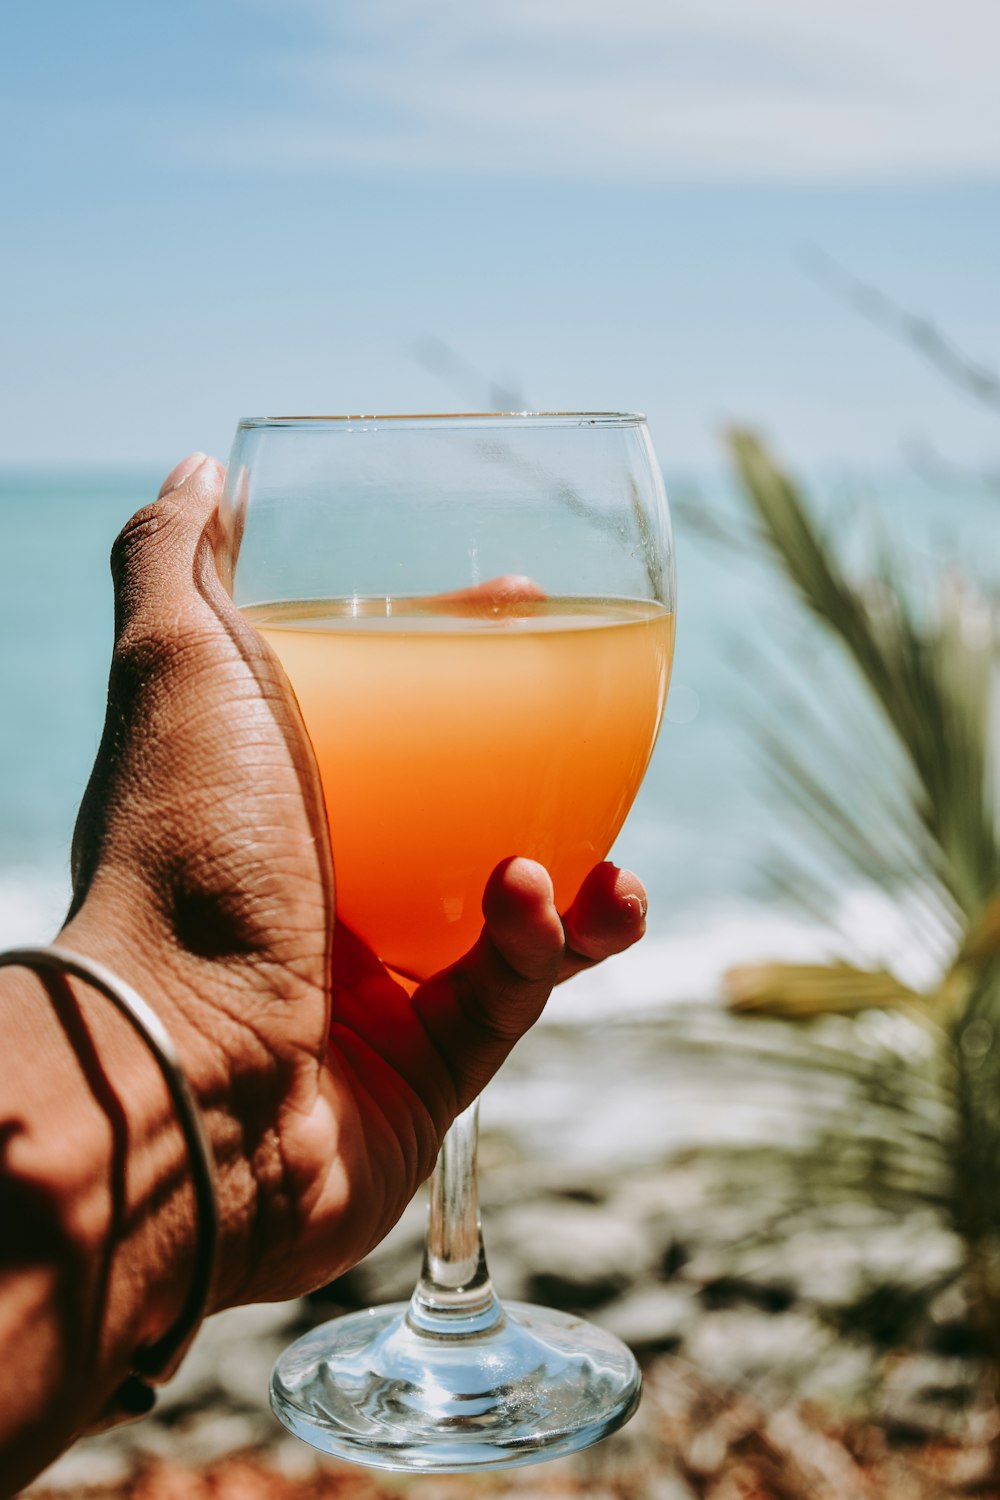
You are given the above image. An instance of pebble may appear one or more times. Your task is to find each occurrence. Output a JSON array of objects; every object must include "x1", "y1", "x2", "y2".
[
  {"x1": 599, "y1": 1286, "x2": 698, "y2": 1353},
  {"x1": 879, "y1": 1353, "x2": 982, "y2": 1439},
  {"x1": 683, "y1": 1308, "x2": 835, "y2": 1391},
  {"x1": 496, "y1": 1199, "x2": 656, "y2": 1306}
]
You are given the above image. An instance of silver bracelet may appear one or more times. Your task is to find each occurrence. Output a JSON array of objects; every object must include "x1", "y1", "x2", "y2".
[{"x1": 0, "y1": 944, "x2": 218, "y2": 1420}]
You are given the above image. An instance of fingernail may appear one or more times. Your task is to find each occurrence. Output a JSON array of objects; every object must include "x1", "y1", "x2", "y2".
[{"x1": 158, "y1": 452, "x2": 207, "y2": 497}]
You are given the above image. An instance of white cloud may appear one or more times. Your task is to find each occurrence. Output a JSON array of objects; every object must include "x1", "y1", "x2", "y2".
[{"x1": 201, "y1": 0, "x2": 1000, "y2": 181}]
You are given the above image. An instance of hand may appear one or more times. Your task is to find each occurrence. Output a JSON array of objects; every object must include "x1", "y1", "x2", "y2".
[{"x1": 63, "y1": 453, "x2": 648, "y2": 1318}]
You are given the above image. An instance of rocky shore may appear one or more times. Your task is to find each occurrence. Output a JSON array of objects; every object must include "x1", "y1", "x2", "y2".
[{"x1": 27, "y1": 1008, "x2": 996, "y2": 1498}]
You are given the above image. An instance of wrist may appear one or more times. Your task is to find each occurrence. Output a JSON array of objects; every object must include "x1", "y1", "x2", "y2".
[
  {"x1": 0, "y1": 957, "x2": 193, "y2": 1437},
  {"x1": 58, "y1": 877, "x2": 270, "y2": 1313}
]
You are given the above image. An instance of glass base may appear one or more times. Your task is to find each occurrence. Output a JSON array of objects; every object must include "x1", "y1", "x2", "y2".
[{"x1": 270, "y1": 1299, "x2": 642, "y2": 1473}]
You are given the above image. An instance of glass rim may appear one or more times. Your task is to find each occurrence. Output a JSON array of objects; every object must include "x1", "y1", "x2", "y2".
[{"x1": 236, "y1": 411, "x2": 647, "y2": 432}]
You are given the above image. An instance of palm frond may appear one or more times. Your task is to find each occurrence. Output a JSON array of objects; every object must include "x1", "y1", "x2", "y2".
[
  {"x1": 723, "y1": 427, "x2": 1000, "y2": 1370},
  {"x1": 727, "y1": 428, "x2": 1000, "y2": 924}
]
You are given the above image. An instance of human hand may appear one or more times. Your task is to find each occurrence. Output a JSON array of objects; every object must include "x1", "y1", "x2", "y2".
[{"x1": 63, "y1": 454, "x2": 648, "y2": 1326}]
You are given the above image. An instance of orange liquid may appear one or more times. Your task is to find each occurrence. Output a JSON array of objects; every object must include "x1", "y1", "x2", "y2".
[{"x1": 247, "y1": 597, "x2": 674, "y2": 983}]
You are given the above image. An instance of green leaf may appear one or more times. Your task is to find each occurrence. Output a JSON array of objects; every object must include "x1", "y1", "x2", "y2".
[{"x1": 726, "y1": 428, "x2": 1000, "y2": 923}]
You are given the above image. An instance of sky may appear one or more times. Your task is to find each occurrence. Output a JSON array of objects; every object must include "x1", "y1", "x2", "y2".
[{"x1": 2, "y1": 0, "x2": 999, "y2": 472}]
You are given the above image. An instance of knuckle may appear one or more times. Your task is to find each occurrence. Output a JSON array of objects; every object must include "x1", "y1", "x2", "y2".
[
  {"x1": 112, "y1": 617, "x2": 175, "y2": 681},
  {"x1": 110, "y1": 500, "x2": 178, "y2": 579},
  {"x1": 110, "y1": 618, "x2": 225, "y2": 712}
]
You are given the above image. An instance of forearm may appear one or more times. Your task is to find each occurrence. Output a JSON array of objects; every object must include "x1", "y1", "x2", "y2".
[{"x1": 0, "y1": 961, "x2": 195, "y2": 1495}]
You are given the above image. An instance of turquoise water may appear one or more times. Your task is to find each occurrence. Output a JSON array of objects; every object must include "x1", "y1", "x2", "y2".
[
  {"x1": 0, "y1": 472, "x2": 155, "y2": 862},
  {"x1": 0, "y1": 465, "x2": 994, "y2": 1000}
]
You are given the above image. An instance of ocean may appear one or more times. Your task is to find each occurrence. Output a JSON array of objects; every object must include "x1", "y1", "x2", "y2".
[{"x1": 1, "y1": 463, "x2": 994, "y2": 1018}]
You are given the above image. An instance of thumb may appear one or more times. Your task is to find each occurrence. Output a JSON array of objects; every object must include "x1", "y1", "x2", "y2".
[
  {"x1": 110, "y1": 454, "x2": 225, "y2": 639},
  {"x1": 69, "y1": 456, "x2": 230, "y2": 903}
]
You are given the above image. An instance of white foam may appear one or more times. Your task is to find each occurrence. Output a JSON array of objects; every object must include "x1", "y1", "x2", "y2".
[
  {"x1": 0, "y1": 867, "x2": 72, "y2": 949},
  {"x1": 542, "y1": 906, "x2": 820, "y2": 1023}
]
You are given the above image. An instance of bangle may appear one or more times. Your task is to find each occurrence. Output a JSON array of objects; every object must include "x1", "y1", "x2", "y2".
[{"x1": 0, "y1": 944, "x2": 218, "y2": 1422}]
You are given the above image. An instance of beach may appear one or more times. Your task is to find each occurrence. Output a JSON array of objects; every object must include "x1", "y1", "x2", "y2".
[
  {"x1": 6, "y1": 463, "x2": 999, "y2": 1496},
  {"x1": 25, "y1": 1007, "x2": 989, "y2": 1498}
]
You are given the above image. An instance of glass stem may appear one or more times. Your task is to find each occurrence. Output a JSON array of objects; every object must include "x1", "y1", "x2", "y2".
[{"x1": 407, "y1": 1097, "x2": 504, "y2": 1337}]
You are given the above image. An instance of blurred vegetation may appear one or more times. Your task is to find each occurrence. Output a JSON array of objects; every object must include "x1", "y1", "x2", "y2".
[{"x1": 723, "y1": 428, "x2": 1000, "y2": 1383}]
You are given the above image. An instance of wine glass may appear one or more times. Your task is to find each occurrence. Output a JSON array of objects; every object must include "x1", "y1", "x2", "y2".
[{"x1": 222, "y1": 412, "x2": 675, "y2": 1472}]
